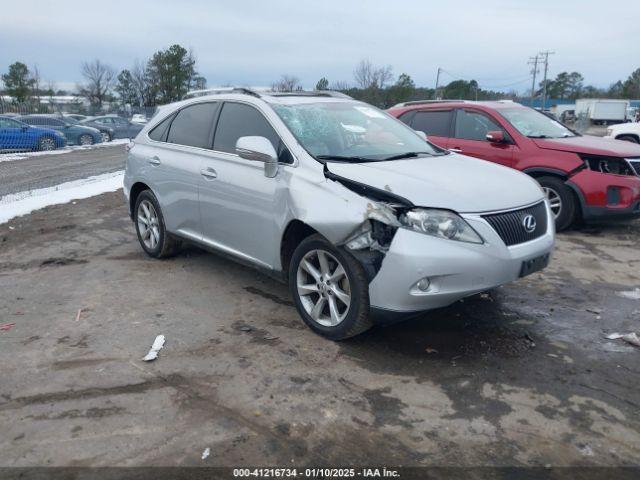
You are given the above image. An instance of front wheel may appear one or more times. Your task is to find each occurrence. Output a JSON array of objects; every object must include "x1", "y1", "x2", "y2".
[
  {"x1": 101, "y1": 132, "x2": 111, "y2": 143},
  {"x1": 38, "y1": 136, "x2": 56, "y2": 151},
  {"x1": 537, "y1": 176, "x2": 577, "y2": 231},
  {"x1": 288, "y1": 234, "x2": 372, "y2": 340},
  {"x1": 78, "y1": 134, "x2": 94, "y2": 146}
]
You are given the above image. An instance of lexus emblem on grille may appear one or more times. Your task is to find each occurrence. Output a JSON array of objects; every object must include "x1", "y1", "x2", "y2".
[{"x1": 522, "y1": 214, "x2": 537, "y2": 233}]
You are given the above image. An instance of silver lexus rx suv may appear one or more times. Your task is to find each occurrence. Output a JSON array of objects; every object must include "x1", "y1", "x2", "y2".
[{"x1": 124, "y1": 88, "x2": 554, "y2": 340}]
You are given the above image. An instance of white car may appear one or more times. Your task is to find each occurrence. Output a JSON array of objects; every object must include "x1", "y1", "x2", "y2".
[
  {"x1": 124, "y1": 88, "x2": 555, "y2": 339},
  {"x1": 130, "y1": 114, "x2": 148, "y2": 124},
  {"x1": 605, "y1": 122, "x2": 640, "y2": 144}
]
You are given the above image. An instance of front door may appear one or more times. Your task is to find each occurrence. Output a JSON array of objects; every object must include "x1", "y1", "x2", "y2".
[
  {"x1": 450, "y1": 108, "x2": 514, "y2": 168},
  {"x1": 199, "y1": 101, "x2": 290, "y2": 269}
]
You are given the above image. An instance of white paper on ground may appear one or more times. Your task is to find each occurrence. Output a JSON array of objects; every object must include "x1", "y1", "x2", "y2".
[
  {"x1": 0, "y1": 171, "x2": 124, "y2": 224},
  {"x1": 617, "y1": 288, "x2": 640, "y2": 300},
  {"x1": 201, "y1": 448, "x2": 210, "y2": 460},
  {"x1": 143, "y1": 334, "x2": 166, "y2": 361},
  {"x1": 605, "y1": 332, "x2": 640, "y2": 347}
]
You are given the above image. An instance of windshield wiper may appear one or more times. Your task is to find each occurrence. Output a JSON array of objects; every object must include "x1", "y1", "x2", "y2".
[
  {"x1": 381, "y1": 151, "x2": 436, "y2": 161},
  {"x1": 315, "y1": 155, "x2": 378, "y2": 163},
  {"x1": 527, "y1": 135, "x2": 550, "y2": 139}
]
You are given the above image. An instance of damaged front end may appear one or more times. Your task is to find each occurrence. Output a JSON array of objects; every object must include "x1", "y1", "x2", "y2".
[{"x1": 324, "y1": 165, "x2": 411, "y2": 281}]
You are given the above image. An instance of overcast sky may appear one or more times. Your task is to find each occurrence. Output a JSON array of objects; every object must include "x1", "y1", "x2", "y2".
[{"x1": 1, "y1": 0, "x2": 638, "y2": 93}]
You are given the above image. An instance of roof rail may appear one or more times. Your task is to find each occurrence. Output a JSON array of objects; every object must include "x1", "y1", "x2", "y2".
[
  {"x1": 183, "y1": 87, "x2": 266, "y2": 99},
  {"x1": 392, "y1": 99, "x2": 468, "y2": 108},
  {"x1": 183, "y1": 87, "x2": 352, "y2": 100},
  {"x1": 269, "y1": 90, "x2": 352, "y2": 99}
]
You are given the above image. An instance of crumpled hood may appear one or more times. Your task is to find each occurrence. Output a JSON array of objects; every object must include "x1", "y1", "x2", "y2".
[
  {"x1": 532, "y1": 135, "x2": 640, "y2": 157},
  {"x1": 326, "y1": 153, "x2": 544, "y2": 213}
]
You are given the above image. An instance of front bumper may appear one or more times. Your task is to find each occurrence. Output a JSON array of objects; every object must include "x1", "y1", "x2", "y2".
[
  {"x1": 566, "y1": 169, "x2": 640, "y2": 221},
  {"x1": 368, "y1": 204, "x2": 555, "y2": 313}
]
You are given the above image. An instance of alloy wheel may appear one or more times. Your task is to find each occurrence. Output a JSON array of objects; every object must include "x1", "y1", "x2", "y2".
[
  {"x1": 543, "y1": 187, "x2": 562, "y2": 218},
  {"x1": 296, "y1": 249, "x2": 351, "y2": 327},
  {"x1": 39, "y1": 137, "x2": 55, "y2": 151},
  {"x1": 137, "y1": 200, "x2": 160, "y2": 250},
  {"x1": 79, "y1": 134, "x2": 93, "y2": 146},
  {"x1": 101, "y1": 133, "x2": 110, "y2": 143}
]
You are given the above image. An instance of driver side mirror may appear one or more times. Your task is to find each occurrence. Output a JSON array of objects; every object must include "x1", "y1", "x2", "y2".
[
  {"x1": 236, "y1": 136, "x2": 278, "y2": 178},
  {"x1": 414, "y1": 130, "x2": 428, "y2": 141},
  {"x1": 486, "y1": 130, "x2": 506, "y2": 143}
]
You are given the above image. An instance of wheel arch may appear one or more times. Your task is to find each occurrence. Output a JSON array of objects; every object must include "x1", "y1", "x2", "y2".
[
  {"x1": 280, "y1": 219, "x2": 318, "y2": 280},
  {"x1": 616, "y1": 133, "x2": 640, "y2": 143},
  {"x1": 522, "y1": 167, "x2": 569, "y2": 180},
  {"x1": 129, "y1": 181, "x2": 152, "y2": 220}
]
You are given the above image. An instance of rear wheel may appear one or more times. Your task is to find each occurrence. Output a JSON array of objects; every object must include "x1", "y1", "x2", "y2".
[
  {"x1": 101, "y1": 132, "x2": 111, "y2": 143},
  {"x1": 134, "y1": 190, "x2": 181, "y2": 258},
  {"x1": 537, "y1": 176, "x2": 576, "y2": 231},
  {"x1": 38, "y1": 136, "x2": 56, "y2": 151},
  {"x1": 617, "y1": 135, "x2": 639, "y2": 144},
  {"x1": 289, "y1": 234, "x2": 372, "y2": 340},
  {"x1": 78, "y1": 134, "x2": 94, "y2": 146}
]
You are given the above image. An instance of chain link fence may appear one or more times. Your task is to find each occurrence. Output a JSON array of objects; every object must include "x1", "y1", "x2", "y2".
[{"x1": 0, "y1": 96, "x2": 156, "y2": 154}]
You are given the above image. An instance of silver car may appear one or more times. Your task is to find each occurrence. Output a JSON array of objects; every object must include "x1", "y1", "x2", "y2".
[{"x1": 124, "y1": 88, "x2": 554, "y2": 340}]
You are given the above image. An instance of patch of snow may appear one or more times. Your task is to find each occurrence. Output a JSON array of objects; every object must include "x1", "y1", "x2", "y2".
[
  {"x1": 617, "y1": 288, "x2": 640, "y2": 300},
  {"x1": 0, "y1": 171, "x2": 124, "y2": 224},
  {"x1": 0, "y1": 139, "x2": 131, "y2": 163}
]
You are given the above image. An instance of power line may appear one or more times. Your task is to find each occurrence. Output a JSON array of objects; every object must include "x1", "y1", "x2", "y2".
[
  {"x1": 539, "y1": 50, "x2": 555, "y2": 110},
  {"x1": 528, "y1": 54, "x2": 540, "y2": 106}
]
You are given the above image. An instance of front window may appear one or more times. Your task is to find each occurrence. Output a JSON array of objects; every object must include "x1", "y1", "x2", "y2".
[
  {"x1": 272, "y1": 101, "x2": 442, "y2": 162},
  {"x1": 499, "y1": 108, "x2": 576, "y2": 139}
]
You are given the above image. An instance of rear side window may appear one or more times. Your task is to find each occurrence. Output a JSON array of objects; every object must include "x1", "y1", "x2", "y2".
[
  {"x1": 166, "y1": 102, "x2": 218, "y2": 148},
  {"x1": 454, "y1": 109, "x2": 503, "y2": 141},
  {"x1": 148, "y1": 114, "x2": 175, "y2": 142},
  {"x1": 214, "y1": 102, "x2": 292, "y2": 163},
  {"x1": 412, "y1": 110, "x2": 453, "y2": 137}
]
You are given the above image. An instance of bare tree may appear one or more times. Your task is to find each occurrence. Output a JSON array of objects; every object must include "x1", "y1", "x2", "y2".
[
  {"x1": 272, "y1": 74, "x2": 302, "y2": 92},
  {"x1": 131, "y1": 59, "x2": 149, "y2": 107},
  {"x1": 30, "y1": 65, "x2": 41, "y2": 100},
  {"x1": 79, "y1": 59, "x2": 116, "y2": 108},
  {"x1": 353, "y1": 59, "x2": 393, "y2": 89}
]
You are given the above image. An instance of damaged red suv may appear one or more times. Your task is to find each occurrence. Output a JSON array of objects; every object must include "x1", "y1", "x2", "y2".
[{"x1": 388, "y1": 101, "x2": 640, "y2": 230}]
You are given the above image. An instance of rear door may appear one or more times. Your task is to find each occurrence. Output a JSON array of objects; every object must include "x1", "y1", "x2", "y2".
[
  {"x1": 0, "y1": 118, "x2": 29, "y2": 150},
  {"x1": 450, "y1": 108, "x2": 514, "y2": 168},
  {"x1": 406, "y1": 109, "x2": 453, "y2": 149},
  {"x1": 140, "y1": 102, "x2": 219, "y2": 239}
]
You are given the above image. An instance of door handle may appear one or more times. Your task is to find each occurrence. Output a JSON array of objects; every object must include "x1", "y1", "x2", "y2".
[
  {"x1": 200, "y1": 168, "x2": 217, "y2": 180},
  {"x1": 149, "y1": 156, "x2": 161, "y2": 166},
  {"x1": 449, "y1": 148, "x2": 462, "y2": 153}
]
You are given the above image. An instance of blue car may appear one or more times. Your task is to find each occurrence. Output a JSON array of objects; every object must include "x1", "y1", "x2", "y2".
[
  {"x1": 17, "y1": 115, "x2": 102, "y2": 146},
  {"x1": 0, "y1": 116, "x2": 67, "y2": 152}
]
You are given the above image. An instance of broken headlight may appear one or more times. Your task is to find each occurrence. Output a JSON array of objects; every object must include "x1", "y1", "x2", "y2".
[{"x1": 400, "y1": 209, "x2": 483, "y2": 244}]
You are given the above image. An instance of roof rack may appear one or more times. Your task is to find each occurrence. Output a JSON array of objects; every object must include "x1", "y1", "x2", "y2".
[
  {"x1": 392, "y1": 99, "x2": 469, "y2": 108},
  {"x1": 183, "y1": 87, "x2": 352, "y2": 100}
]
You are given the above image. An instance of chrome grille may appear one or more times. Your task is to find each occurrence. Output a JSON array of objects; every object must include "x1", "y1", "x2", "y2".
[{"x1": 483, "y1": 201, "x2": 548, "y2": 247}]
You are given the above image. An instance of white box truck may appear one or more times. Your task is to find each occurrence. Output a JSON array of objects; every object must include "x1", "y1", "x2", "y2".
[{"x1": 575, "y1": 99, "x2": 630, "y2": 125}]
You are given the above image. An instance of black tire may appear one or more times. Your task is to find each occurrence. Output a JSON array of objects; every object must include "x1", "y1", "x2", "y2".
[
  {"x1": 288, "y1": 234, "x2": 372, "y2": 340},
  {"x1": 101, "y1": 132, "x2": 112, "y2": 143},
  {"x1": 134, "y1": 190, "x2": 181, "y2": 258},
  {"x1": 78, "y1": 134, "x2": 94, "y2": 146},
  {"x1": 37, "y1": 136, "x2": 56, "y2": 151},
  {"x1": 537, "y1": 176, "x2": 577, "y2": 232},
  {"x1": 617, "y1": 135, "x2": 639, "y2": 144}
]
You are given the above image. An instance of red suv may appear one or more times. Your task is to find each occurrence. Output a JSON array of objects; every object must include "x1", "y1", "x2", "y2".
[{"x1": 388, "y1": 100, "x2": 640, "y2": 230}]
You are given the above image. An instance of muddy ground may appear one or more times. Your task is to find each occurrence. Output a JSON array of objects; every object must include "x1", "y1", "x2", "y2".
[{"x1": 0, "y1": 190, "x2": 639, "y2": 468}]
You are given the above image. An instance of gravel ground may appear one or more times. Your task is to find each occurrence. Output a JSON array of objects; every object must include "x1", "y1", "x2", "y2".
[
  {"x1": 0, "y1": 144, "x2": 125, "y2": 197},
  {"x1": 0, "y1": 188, "x2": 639, "y2": 469}
]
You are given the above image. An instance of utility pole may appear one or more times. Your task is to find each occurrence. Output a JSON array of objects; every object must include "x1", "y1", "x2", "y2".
[
  {"x1": 539, "y1": 50, "x2": 555, "y2": 111},
  {"x1": 434, "y1": 67, "x2": 442, "y2": 99},
  {"x1": 528, "y1": 55, "x2": 540, "y2": 107}
]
